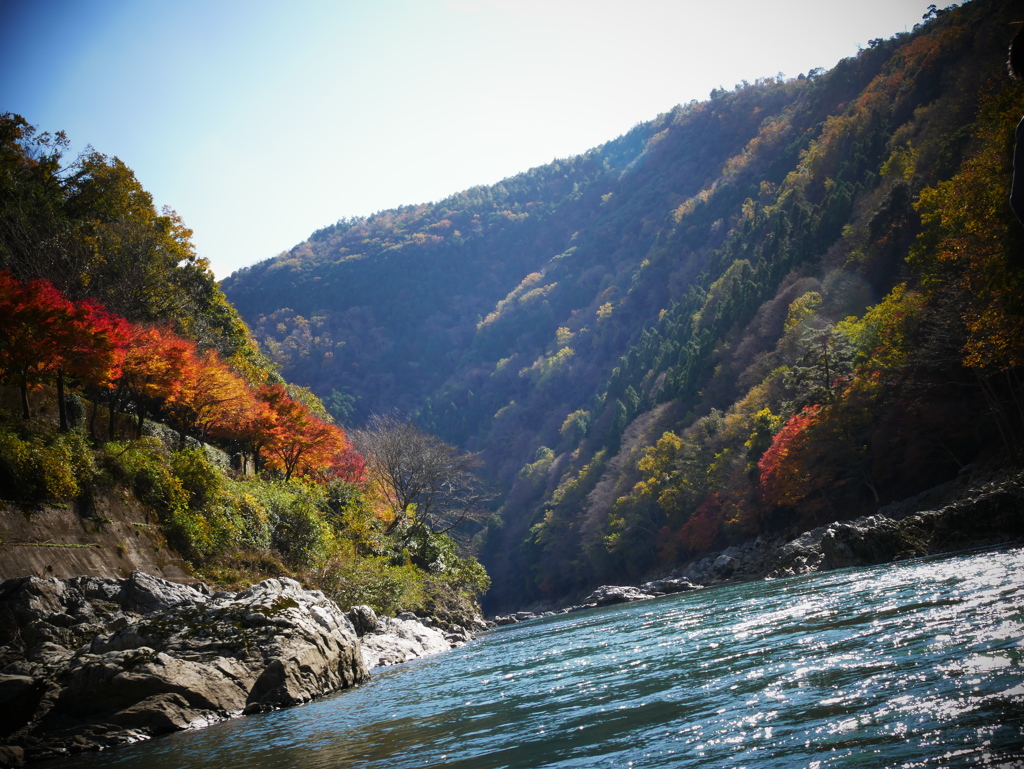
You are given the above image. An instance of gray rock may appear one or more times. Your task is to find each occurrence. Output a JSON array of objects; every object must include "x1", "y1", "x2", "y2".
[
  {"x1": 639, "y1": 577, "x2": 701, "y2": 595},
  {"x1": 712, "y1": 554, "x2": 741, "y2": 575},
  {"x1": 492, "y1": 609, "x2": 551, "y2": 625},
  {"x1": 819, "y1": 515, "x2": 928, "y2": 568},
  {"x1": 581, "y1": 585, "x2": 655, "y2": 606},
  {"x1": 444, "y1": 625, "x2": 473, "y2": 645},
  {"x1": 107, "y1": 692, "x2": 212, "y2": 732},
  {"x1": 119, "y1": 571, "x2": 207, "y2": 615},
  {"x1": 347, "y1": 605, "x2": 378, "y2": 636},
  {"x1": 0, "y1": 574, "x2": 368, "y2": 761},
  {"x1": 360, "y1": 616, "x2": 451, "y2": 669}
]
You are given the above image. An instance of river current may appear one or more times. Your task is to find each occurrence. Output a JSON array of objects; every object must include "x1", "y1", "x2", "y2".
[{"x1": 51, "y1": 547, "x2": 1024, "y2": 768}]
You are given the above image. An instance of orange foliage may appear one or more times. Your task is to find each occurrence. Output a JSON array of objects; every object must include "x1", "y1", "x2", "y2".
[
  {"x1": 163, "y1": 348, "x2": 260, "y2": 444},
  {"x1": 757, "y1": 404, "x2": 822, "y2": 508},
  {"x1": 0, "y1": 269, "x2": 357, "y2": 485},
  {"x1": 109, "y1": 324, "x2": 198, "y2": 438},
  {"x1": 260, "y1": 384, "x2": 349, "y2": 481}
]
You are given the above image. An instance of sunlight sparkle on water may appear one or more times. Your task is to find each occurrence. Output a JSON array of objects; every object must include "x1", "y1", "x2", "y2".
[{"x1": 48, "y1": 547, "x2": 1024, "y2": 769}]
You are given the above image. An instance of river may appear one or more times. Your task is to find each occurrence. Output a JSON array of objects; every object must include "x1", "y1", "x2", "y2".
[{"x1": 48, "y1": 546, "x2": 1024, "y2": 768}]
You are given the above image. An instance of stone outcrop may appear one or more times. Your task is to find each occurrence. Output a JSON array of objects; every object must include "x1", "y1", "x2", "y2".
[
  {"x1": 581, "y1": 585, "x2": 655, "y2": 606},
  {"x1": 638, "y1": 576, "x2": 702, "y2": 596},
  {"x1": 356, "y1": 614, "x2": 452, "y2": 670},
  {"x1": 491, "y1": 577, "x2": 702, "y2": 624},
  {"x1": 344, "y1": 605, "x2": 485, "y2": 669},
  {"x1": 492, "y1": 610, "x2": 552, "y2": 626},
  {"x1": 0, "y1": 572, "x2": 368, "y2": 765},
  {"x1": 765, "y1": 476, "x2": 1024, "y2": 579}
]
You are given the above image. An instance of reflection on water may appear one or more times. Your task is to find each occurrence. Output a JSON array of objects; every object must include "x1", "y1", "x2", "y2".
[{"x1": 47, "y1": 547, "x2": 1024, "y2": 768}]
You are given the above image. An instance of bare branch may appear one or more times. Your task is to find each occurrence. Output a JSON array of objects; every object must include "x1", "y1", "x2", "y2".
[{"x1": 352, "y1": 412, "x2": 489, "y2": 537}]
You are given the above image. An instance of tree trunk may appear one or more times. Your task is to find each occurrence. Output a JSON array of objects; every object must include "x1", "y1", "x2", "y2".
[
  {"x1": 88, "y1": 398, "x2": 98, "y2": 439},
  {"x1": 19, "y1": 377, "x2": 30, "y2": 420},
  {"x1": 56, "y1": 369, "x2": 67, "y2": 432}
]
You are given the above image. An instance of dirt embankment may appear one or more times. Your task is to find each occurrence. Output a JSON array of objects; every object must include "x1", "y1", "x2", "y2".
[{"x1": 0, "y1": 493, "x2": 192, "y2": 584}]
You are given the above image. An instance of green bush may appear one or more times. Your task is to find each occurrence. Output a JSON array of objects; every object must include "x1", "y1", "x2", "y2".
[
  {"x1": 0, "y1": 425, "x2": 95, "y2": 501},
  {"x1": 0, "y1": 414, "x2": 492, "y2": 623},
  {"x1": 171, "y1": 448, "x2": 224, "y2": 509},
  {"x1": 225, "y1": 486, "x2": 274, "y2": 552},
  {"x1": 318, "y1": 480, "x2": 389, "y2": 561},
  {"x1": 103, "y1": 439, "x2": 188, "y2": 517},
  {"x1": 316, "y1": 546, "x2": 427, "y2": 616},
  {"x1": 272, "y1": 494, "x2": 332, "y2": 570}
]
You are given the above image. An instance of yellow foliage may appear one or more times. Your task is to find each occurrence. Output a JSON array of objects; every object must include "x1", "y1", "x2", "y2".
[
  {"x1": 880, "y1": 142, "x2": 918, "y2": 181},
  {"x1": 910, "y1": 84, "x2": 1024, "y2": 372},
  {"x1": 784, "y1": 291, "x2": 823, "y2": 331}
]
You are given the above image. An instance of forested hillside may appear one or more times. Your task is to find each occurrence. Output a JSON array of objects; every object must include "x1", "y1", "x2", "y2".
[
  {"x1": 223, "y1": 0, "x2": 1024, "y2": 611},
  {"x1": 0, "y1": 114, "x2": 490, "y2": 626}
]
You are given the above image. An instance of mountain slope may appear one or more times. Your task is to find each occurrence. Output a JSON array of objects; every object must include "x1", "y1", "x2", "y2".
[{"x1": 223, "y1": 0, "x2": 1024, "y2": 611}]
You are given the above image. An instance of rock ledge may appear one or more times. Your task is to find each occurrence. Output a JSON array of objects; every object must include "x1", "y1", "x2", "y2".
[{"x1": 0, "y1": 572, "x2": 368, "y2": 765}]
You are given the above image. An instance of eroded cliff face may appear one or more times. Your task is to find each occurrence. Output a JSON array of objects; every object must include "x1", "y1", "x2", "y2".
[
  {"x1": 0, "y1": 573, "x2": 369, "y2": 765},
  {"x1": 0, "y1": 493, "x2": 192, "y2": 584}
]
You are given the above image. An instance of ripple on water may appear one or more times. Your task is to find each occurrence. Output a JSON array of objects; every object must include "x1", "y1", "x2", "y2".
[{"x1": 47, "y1": 546, "x2": 1024, "y2": 769}]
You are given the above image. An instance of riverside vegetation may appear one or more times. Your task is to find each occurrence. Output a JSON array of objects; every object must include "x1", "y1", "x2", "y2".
[
  {"x1": 0, "y1": 113, "x2": 491, "y2": 629},
  {"x1": 0, "y1": 112, "x2": 490, "y2": 764}
]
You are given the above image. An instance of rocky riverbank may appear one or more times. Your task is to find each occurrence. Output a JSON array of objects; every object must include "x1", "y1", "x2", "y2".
[
  {"x1": 0, "y1": 572, "x2": 474, "y2": 767},
  {"x1": 494, "y1": 466, "x2": 1024, "y2": 624}
]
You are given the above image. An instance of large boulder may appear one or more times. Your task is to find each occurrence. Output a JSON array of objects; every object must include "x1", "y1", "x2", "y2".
[
  {"x1": 117, "y1": 571, "x2": 208, "y2": 615},
  {"x1": 819, "y1": 515, "x2": 930, "y2": 568},
  {"x1": 639, "y1": 577, "x2": 701, "y2": 595},
  {"x1": 581, "y1": 585, "x2": 655, "y2": 606},
  {"x1": 0, "y1": 574, "x2": 368, "y2": 763},
  {"x1": 359, "y1": 616, "x2": 451, "y2": 670},
  {"x1": 347, "y1": 605, "x2": 378, "y2": 636}
]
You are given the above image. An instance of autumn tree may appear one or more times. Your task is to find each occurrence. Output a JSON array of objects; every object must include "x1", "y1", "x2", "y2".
[
  {"x1": 757, "y1": 404, "x2": 822, "y2": 510},
  {"x1": 0, "y1": 271, "x2": 73, "y2": 419},
  {"x1": 260, "y1": 384, "x2": 349, "y2": 481},
  {"x1": 162, "y1": 347, "x2": 258, "y2": 448},
  {"x1": 107, "y1": 324, "x2": 195, "y2": 438},
  {"x1": 55, "y1": 297, "x2": 130, "y2": 431},
  {"x1": 353, "y1": 412, "x2": 488, "y2": 539}
]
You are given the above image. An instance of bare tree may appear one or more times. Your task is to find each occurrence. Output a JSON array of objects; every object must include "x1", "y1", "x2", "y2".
[{"x1": 352, "y1": 412, "x2": 488, "y2": 538}]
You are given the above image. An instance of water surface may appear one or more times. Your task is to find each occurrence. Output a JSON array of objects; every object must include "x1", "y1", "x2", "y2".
[{"x1": 51, "y1": 547, "x2": 1024, "y2": 768}]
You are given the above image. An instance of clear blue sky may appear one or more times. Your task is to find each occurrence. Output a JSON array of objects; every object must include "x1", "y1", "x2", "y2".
[{"x1": 1, "y1": 0, "x2": 929, "y2": 279}]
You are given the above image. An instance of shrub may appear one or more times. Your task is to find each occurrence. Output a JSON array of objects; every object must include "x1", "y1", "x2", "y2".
[
  {"x1": 0, "y1": 425, "x2": 94, "y2": 501},
  {"x1": 225, "y1": 487, "x2": 274, "y2": 552},
  {"x1": 171, "y1": 448, "x2": 224, "y2": 509},
  {"x1": 103, "y1": 438, "x2": 187, "y2": 517},
  {"x1": 315, "y1": 544, "x2": 426, "y2": 616},
  {"x1": 272, "y1": 496, "x2": 332, "y2": 570}
]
